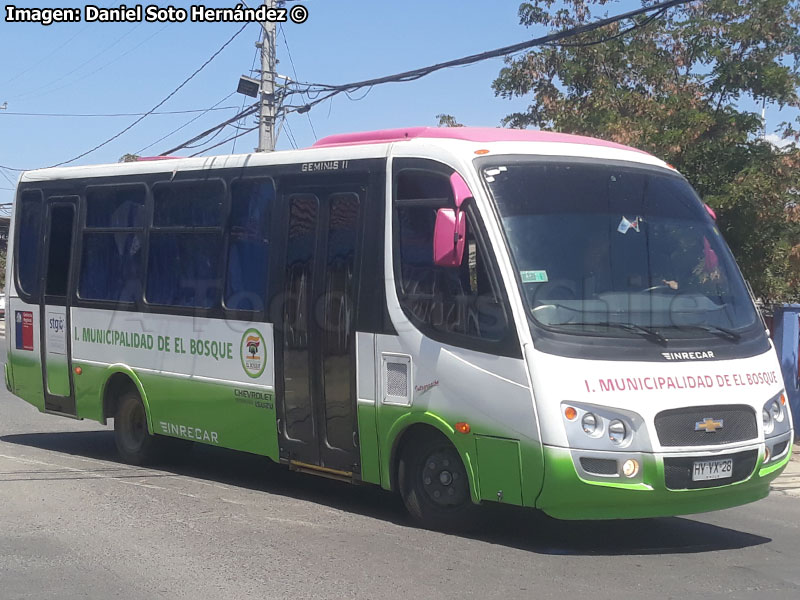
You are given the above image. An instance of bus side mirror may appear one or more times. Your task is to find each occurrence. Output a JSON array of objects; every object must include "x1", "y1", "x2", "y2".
[
  {"x1": 450, "y1": 172, "x2": 471, "y2": 209},
  {"x1": 433, "y1": 208, "x2": 466, "y2": 267},
  {"x1": 433, "y1": 173, "x2": 472, "y2": 267}
]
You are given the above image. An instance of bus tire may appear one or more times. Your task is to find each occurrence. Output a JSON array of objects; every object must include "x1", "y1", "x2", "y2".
[
  {"x1": 114, "y1": 390, "x2": 159, "y2": 465},
  {"x1": 398, "y1": 434, "x2": 478, "y2": 531}
]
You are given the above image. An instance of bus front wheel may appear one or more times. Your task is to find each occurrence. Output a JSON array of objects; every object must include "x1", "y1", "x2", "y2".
[
  {"x1": 114, "y1": 390, "x2": 159, "y2": 465},
  {"x1": 398, "y1": 434, "x2": 477, "y2": 531}
]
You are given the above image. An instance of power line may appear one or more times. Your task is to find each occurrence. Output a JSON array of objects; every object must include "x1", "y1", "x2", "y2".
[
  {"x1": 543, "y1": 7, "x2": 670, "y2": 48},
  {"x1": 157, "y1": 0, "x2": 688, "y2": 157},
  {"x1": 284, "y1": 119, "x2": 298, "y2": 149},
  {"x1": 0, "y1": 0, "x2": 115, "y2": 90},
  {"x1": 48, "y1": 22, "x2": 252, "y2": 168},
  {"x1": 233, "y1": 34, "x2": 261, "y2": 154},
  {"x1": 11, "y1": 22, "x2": 144, "y2": 100},
  {"x1": 0, "y1": 106, "x2": 240, "y2": 118},
  {"x1": 0, "y1": 22, "x2": 91, "y2": 89},
  {"x1": 279, "y1": 24, "x2": 317, "y2": 141},
  {"x1": 135, "y1": 93, "x2": 237, "y2": 154},
  {"x1": 0, "y1": 167, "x2": 18, "y2": 187},
  {"x1": 188, "y1": 126, "x2": 258, "y2": 157},
  {"x1": 289, "y1": 0, "x2": 690, "y2": 113},
  {"x1": 40, "y1": 23, "x2": 172, "y2": 100},
  {"x1": 160, "y1": 103, "x2": 259, "y2": 156}
]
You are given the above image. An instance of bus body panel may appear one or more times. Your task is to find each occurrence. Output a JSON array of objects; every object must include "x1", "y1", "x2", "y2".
[
  {"x1": 6, "y1": 298, "x2": 45, "y2": 411},
  {"x1": 529, "y1": 346, "x2": 792, "y2": 518},
  {"x1": 537, "y1": 443, "x2": 790, "y2": 520},
  {"x1": 5, "y1": 129, "x2": 793, "y2": 521},
  {"x1": 378, "y1": 147, "x2": 545, "y2": 506},
  {"x1": 355, "y1": 332, "x2": 381, "y2": 485},
  {"x1": 69, "y1": 307, "x2": 279, "y2": 458}
]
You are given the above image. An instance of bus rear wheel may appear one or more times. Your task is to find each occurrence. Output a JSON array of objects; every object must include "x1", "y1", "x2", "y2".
[
  {"x1": 114, "y1": 390, "x2": 159, "y2": 465},
  {"x1": 398, "y1": 434, "x2": 477, "y2": 531}
]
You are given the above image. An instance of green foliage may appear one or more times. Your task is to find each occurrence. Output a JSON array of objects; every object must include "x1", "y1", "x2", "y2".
[
  {"x1": 436, "y1": 114, "x2": 464, "y2": 127},
  {"x1": 119, "y1": 154, "x2": 141, "y2": 163},
  {"x1": 494, "y1": 0, "x2": 800, "y2": 301}
]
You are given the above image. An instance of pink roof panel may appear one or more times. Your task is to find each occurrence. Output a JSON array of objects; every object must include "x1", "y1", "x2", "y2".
[{"x1": 311, "y1": 126, "x2": 649, "y2": 155}]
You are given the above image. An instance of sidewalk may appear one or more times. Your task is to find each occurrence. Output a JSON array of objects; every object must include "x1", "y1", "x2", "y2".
[{"x1": 771, "y1": 443, "x2": 800, "y2": 497}]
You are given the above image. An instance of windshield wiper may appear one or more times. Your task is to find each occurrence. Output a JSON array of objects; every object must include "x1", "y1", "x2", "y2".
[
  {"x1": 553, "y1": 321, "x2": 668, "y2": 344},
  {"x1": 663, "y1": 324, "x2": 741, "y2": 342}
]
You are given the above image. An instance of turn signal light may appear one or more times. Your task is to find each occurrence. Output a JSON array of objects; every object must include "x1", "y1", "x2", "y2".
[
  {"x1": 780, "y1": 393, "x2": 787, "y2": 405},
  {"x1": 455, "y1": 422, "x2": 471, "y2": 434},
  {"x1": 564, "y1": 406, "x2": 577, "y2": 421},
  {"x1": 474, "y1": 149, "x2": 490, "y2": 155},
  {"x1": 74, "y1": 367, "x2": 82, "y2": 375}
]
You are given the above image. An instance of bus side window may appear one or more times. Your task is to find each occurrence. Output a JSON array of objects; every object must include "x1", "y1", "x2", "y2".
[
  {"x1": 395, "y1": 169, "x2": 509, "y2": 343},
  {"x1": 79, "y1": 185, "x2": 145, "y2": 303},
  {"x1": 16, "y1": 191, "x2": 43, "y2": 299},
  {"x1": 146, "y1": 180, "x2": 225, "y2": 309},
  {"x1": 225, "y1": 179, "x2": 273, "y2": 311}
]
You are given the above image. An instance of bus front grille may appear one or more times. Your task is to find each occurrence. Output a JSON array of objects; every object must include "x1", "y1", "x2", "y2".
[
  {"x1": 654, "y1": 405, "x2": 757, "y2": 447},
  {"x1": 663, "y1": 449, "x2": 758, "y2": 490}
]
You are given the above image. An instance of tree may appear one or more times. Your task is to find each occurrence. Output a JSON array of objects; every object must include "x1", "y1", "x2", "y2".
[
  {"x1": 493, "y1": 0, "x2": 800, "y2": 301},
  {"x1": 119, "y1": 154, "x2": 141, "y2": 163},
  {"x1": 436, "y1": 114, "x2": 464, "y2": 127}
]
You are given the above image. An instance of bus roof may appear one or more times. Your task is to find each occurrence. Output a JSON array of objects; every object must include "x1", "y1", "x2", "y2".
[{"x1": 312, "y1": 126, "x2": 650, "y2": 155}]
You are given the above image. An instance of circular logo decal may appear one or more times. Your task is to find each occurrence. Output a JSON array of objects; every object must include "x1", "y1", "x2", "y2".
[{"x1": 240, "y1": 328, "x2": 266, "y2": 379}]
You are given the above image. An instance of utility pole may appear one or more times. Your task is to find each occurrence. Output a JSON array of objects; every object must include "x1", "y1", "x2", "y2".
[{"x1": 257, "y1": 0, "x2": 277, "y2": 152}]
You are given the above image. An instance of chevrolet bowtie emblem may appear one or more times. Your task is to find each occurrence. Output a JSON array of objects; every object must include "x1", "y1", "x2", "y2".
[{"x1": 695, "y1": 418, "x2": 724, "y2": 432}]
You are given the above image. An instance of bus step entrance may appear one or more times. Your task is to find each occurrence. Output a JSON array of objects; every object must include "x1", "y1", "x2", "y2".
[{"x1": 288, "y1": 460, "x2": 354, "y2": 483}]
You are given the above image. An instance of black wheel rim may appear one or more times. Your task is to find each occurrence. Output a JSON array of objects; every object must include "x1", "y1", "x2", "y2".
[{"x1": 420, "y1": 447, "x2": 469, "y2": 508}]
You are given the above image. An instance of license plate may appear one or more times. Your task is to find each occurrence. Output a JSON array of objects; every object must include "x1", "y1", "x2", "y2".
[{"x1": 692, "y1": 458, "x2": 733, "y2": 481}]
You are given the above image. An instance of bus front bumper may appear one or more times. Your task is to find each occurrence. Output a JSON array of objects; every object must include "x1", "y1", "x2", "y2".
[{"x1": 536, "y1": 436, "x2": 793, "y2": 520}]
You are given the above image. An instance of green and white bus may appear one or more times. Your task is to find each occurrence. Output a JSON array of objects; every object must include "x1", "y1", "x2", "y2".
[{"x1": 5, "y1": 127, "x2": 793, "y2": 529}]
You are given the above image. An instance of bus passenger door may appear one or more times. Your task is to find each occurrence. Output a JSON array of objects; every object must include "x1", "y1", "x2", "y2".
[
  {"x1": 276, "y1": 181, "x2": 365, "y2": 475},
  {"x1": 39, "y1": 198, "x2": 77, "y2": 416}
]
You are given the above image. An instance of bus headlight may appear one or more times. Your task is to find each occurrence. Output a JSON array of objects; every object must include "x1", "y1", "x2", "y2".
[
  {"x1": 763, "y1": 392, "x2": 789, "y2": 437},
  {"x1": 763, "y1": 408, "x2": 774, "y2": 435},
  {"x1": 768, "y1": 399, "x2": 784, "y2": 423},
  {"x1": 608, "y1": 420, "x2": 627, "y2": 445},
  {"x1": 582, "y1": 413, "x2": 599, "y2": 436},
  {"x1": 560, "y1": 402, "x2": 648, "y2": 451}
]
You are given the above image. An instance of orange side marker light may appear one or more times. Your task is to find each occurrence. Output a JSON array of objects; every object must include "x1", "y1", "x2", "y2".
[
  {"x1": 455, "y1": 422, "x2": 471, "y2": 434},
  {"x1": 74, "y1": 366, "x2": 82, "y2": 375},
  {"x1": 564, "y1": 406, "x2": 577, "y2": 421},
  {"x1": 474, "y1": 149, "x2": 490, "y2": 155}
]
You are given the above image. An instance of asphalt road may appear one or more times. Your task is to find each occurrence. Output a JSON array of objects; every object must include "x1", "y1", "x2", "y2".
[{"x1": 1, "y1": 344, "x2": 800, "y2": 599}]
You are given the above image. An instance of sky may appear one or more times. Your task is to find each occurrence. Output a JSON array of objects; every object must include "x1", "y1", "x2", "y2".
[{"x1": 0, "y1": 0, "x2": 796, "y2": 209}]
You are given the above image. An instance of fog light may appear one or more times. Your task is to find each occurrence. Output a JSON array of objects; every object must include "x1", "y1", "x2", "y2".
[{"x1": 622, "y1": 459, "x2": 639, "y2": 478}]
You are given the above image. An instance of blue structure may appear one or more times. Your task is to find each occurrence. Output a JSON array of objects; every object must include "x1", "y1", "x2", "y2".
[{"x1": 773, "y1": 304, "x2": 800, "y2": 438}]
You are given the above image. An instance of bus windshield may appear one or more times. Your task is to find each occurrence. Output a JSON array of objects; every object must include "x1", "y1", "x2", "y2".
[{"x1": 481, "y1": 159, "x2": 759, "y2": 340}]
